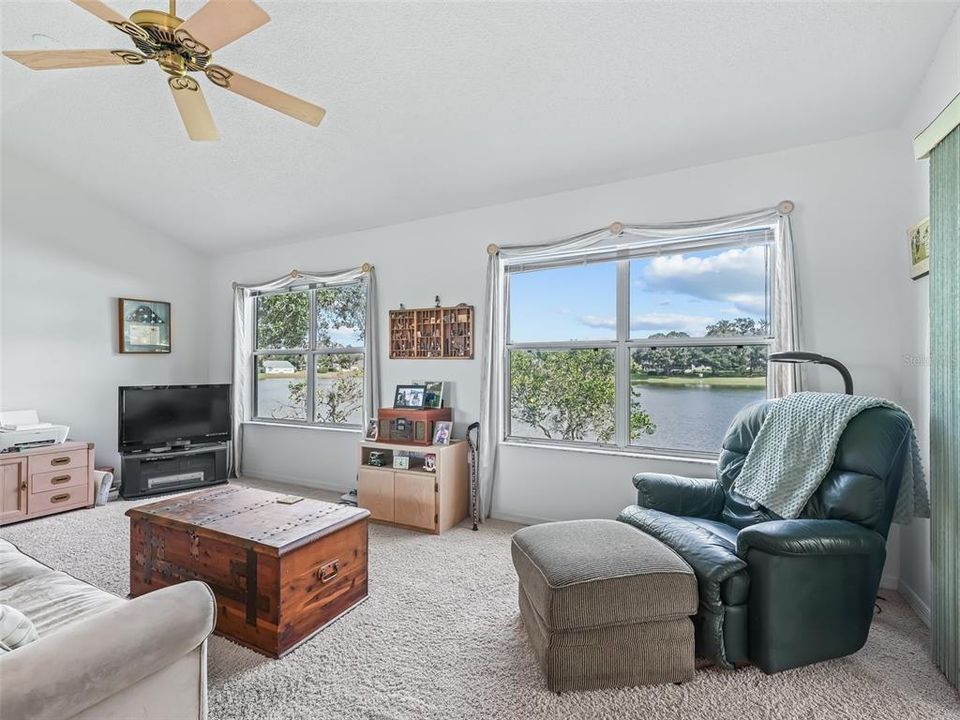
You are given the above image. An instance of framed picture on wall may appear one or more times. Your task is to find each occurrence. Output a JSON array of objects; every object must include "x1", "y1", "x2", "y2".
[
  {"x1": 908, "y1": 217, "x2": 930, "y2": 280},
  {"x1": 118, "y1": 298, "x2": 171, "y2": 353}
]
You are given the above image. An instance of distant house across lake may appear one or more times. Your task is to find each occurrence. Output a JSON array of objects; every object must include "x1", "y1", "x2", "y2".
[{"x1": 263, "y1": 360, "x2": 296, "y2": 374}]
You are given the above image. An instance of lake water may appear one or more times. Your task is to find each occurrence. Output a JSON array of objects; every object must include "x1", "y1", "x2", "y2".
[
  {"x1": 632, "y1": 384, "x2": 765, "y2": 453},
  {"x1": 259, "y1": 377, "x2": 765, "y2": 454},
  {"x1": 257, "y1": 376, "x2": 362, "y2": 424},
  {"x1": 511, "y1": 383, "x2": 765, "y2": 453}
]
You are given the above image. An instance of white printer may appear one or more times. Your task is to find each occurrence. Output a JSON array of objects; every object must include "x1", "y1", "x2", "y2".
[{"x1": 0, "y1": 410, "x2": 69, "y2": 452}]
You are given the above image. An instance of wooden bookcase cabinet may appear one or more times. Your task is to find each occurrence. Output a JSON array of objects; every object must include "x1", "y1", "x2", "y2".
[
  {"x1": 356, "y1": 440, "x2": 468, "y2": 534},
  {"x1": 389, "y1": 305, "x2": 474, "y2": 359},
  {"x1": 0, "y1": 441, "x2": 95, "y2": 525}
]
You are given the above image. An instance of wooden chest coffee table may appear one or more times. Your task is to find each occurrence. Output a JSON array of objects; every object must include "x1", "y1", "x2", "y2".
[{"x1": 126, "y1": 485, "x2": 369, "y2": 658}]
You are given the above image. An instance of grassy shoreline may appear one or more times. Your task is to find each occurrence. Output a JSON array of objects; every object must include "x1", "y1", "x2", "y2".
[{"x1": 632, "y1": 375, "x2": 765, "y2": 388}]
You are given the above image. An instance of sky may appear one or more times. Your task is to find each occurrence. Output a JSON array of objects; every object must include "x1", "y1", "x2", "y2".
[{"x1": 509, "y1": 245, "x2": 769, "y2": 342}]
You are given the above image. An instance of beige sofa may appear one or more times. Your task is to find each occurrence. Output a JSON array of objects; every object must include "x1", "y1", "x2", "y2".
[{"x1": 0, "y1": 538, "x2": 215, "y2": 720}]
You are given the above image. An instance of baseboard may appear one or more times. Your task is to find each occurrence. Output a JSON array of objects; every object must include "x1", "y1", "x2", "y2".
[
  {"x1": 488, "y1": 510, "x2": 557, "y2": 526},
  {"x1": 898, "y1": 580, "x2": 931, "y2": 627},
  {"x1": 240, "y1": 468, "x2": 352, "y2": 495}
]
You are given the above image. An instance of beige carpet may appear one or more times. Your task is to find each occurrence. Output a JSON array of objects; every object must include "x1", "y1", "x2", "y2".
[{"x1": 2, "y1": 484, "x2": 957, "y2": 720}]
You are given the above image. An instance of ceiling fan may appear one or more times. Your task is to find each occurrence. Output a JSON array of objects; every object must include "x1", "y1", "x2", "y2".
[{"x1": 2, "y1": 0, "x2": 325, "y2": 140}]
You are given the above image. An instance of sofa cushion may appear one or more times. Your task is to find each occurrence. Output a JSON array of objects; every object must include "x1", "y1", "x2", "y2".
[
  {"x1": 511, "y1": 519, "x2": 696, "y2": 631},
  {"x1": 0, "y1": 539, "x2": 54, "y2": 589},
  {"x1": 0, "y1": 539, "x2": 123, "y2": 638}
]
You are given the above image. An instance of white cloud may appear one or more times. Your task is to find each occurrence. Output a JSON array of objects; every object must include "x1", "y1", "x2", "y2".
[
  {"x1": 641, "y1": 246, "x2": 766, "y2": 317},
  {"x1": 579, "y1": 313, "x2": 715, "y2": 336}
]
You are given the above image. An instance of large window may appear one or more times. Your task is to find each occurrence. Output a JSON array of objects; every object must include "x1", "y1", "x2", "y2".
[
  {"x1": 253, "y1": 282, "x2": 366, "y2": 427},
  {"x1": 506, "y1": 232, "x2": 773, "y2": 456}
]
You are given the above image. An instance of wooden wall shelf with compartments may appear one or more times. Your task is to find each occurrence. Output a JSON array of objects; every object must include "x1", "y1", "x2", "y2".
[{"x1": 389, "y1": 305, "x2": 474, "y2": 359}]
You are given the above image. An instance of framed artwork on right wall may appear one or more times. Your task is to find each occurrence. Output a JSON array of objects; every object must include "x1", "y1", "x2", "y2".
[{"x1": 908, "y1": 217, "x2": 930, "y2": 280}]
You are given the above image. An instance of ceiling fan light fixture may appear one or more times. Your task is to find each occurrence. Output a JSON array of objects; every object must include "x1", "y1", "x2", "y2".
[{"x1": 3, "y1": 0, "x2": 327, "y2": 140}]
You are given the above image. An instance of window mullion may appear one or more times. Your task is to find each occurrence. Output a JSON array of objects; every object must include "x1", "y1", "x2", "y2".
[
  {"x1": 615, "y1": 259, "x2": 630, "y2": 449},
  {"x1": 307, "y1": 288, "x2": 317, "y2": 424}
]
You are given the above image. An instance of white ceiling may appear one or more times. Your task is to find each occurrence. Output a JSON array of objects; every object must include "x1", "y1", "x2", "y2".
[{"x1": 1, "y1": 1, "x2": 956, "y2": 255}]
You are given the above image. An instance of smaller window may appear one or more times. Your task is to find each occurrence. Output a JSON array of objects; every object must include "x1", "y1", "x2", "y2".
[{"x1": 253, "y1": 282, "x2": 366, "y2": 428}]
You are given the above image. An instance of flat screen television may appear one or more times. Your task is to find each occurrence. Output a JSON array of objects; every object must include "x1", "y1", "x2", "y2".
[{"x1": 119, "y1": 384, "x2": 231, "y2": 452}]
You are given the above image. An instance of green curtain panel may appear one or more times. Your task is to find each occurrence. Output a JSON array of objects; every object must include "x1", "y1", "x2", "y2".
[{"x1": 930, "y1": 125, "x2": 960, "y2": 689}]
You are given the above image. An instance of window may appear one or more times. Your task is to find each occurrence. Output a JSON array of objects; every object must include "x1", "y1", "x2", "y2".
[
  {"x1": 253, "y1": 282, "x2": 366, "y2": 427},
  {"x1": 505, "y1": 231, "x2": 773, "y2": 456}
]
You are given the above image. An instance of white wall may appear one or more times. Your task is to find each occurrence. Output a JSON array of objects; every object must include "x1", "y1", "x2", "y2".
[
  {"x1": 0, "y1": 153, "x2": 211, "y2": 471},
  {"x1": 208, "y1": 129, "x2": 912, "y2": 586},
  {"x1": 894, "y1": 8, "x2": 960, "y2": 624}
]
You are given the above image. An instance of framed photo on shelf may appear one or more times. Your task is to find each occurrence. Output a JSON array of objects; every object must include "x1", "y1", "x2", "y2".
[
  {"x1": 415, "y1": 381, "x2": 446, "y2": 409},
  {"x1": 364, "y1": 419, "x2": 379, "y2": 441},
  {"x1": 394, "y1": 384, "x2": 427, "y2": 409},
  {"x1": 424, "y1": 453, "x2": 437, "y2": 472},
  {"x1": 118, "y1": 298, "x2": 171, "y2": 354},
  {"x1": 433, "y1": 421, "x2": 452, "y2": 446}
]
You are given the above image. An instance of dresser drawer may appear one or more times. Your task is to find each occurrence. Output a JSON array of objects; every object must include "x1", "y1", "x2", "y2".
[
  {"x1": 31, "y1": 467, "x2": 88, "y2": 494},
  {"x1": 31, "y1": 448, "x2": 87, "y2": 473},
  {"x1": 30, "y1": 486, "x2": 89, "y2": 515}
]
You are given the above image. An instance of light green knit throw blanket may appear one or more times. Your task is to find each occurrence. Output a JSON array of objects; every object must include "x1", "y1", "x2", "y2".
[{"x1": 733, "y1": 392, "x2": 930, "y2": 523}]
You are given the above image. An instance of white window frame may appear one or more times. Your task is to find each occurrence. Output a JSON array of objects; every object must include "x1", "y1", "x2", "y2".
[
  {"x1": 252, "y1": 281, "x2": 365, "y2": 429},
  {"x1": 503, "y1": 228, "x2": 776, "y2": 459}
]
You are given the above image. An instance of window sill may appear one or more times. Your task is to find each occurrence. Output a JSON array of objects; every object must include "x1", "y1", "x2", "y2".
[
  {"x1": 243, "y1": 421, "x2": 361, "y2": 434},
  {"x1": 500, "y1": 439, "x2": 717, "y2": 466}
]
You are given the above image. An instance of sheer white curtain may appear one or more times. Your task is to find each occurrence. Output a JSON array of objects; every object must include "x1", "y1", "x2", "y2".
[
  {"x1": 477, "y1": 205, "x2": 801, "y2": 520},
  {"x1": 230, "y1": 265, "x2": 379, "y2": 477}
]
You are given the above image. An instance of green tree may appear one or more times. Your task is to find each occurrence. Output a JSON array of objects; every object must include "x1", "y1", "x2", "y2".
[{"x1": 510, "y1": 349, "x2": 655, "y2": 442}]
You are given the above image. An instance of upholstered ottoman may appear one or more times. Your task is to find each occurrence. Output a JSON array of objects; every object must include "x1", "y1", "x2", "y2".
[{"x1": 511, "y1": 519, "x2": 697, "y2": 691}]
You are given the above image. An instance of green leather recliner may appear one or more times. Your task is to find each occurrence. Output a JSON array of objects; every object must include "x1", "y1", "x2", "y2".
[{"x1": 617, "y1": 399, "x2": 912, "y2": 673}]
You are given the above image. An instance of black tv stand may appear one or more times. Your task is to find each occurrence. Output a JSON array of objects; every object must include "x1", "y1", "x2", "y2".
[{"x1": 120, "y1": 442, "x2": 229, "y2": 499}]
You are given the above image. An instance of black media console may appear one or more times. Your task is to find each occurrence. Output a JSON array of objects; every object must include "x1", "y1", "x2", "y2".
[{"x1": 120, "y1": 442, "x2": 228, "y2": 499}]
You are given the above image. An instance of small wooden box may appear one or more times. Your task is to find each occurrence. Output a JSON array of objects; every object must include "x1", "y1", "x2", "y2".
[
  {"x1": 127, "y1": 486, "x2": 369, "y2": 658},
  {"x1": 378, "y1": 407, "x2": 452, "y2": 446}
]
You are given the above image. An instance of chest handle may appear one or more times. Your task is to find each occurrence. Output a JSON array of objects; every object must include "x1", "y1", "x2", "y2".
[{"x1": 318, "y1": 559, "x2": 340, "y2": 584}]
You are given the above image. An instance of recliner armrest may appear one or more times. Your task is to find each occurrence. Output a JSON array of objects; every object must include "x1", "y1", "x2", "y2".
[
  {"x1": 737, "y1": 519, "x2": 885, "y2": 558},
  {"x1": 632, "y1": 472, "x2": 724, "y2": 520}
]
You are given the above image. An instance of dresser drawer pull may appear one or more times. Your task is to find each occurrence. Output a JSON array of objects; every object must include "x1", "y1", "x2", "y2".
[
  {"x1": 51, "y1": 457, "x2": 71, "y2": 466},
  {"x1": 50, "y1": 475, "x2": 72, "y2": 485},
  {"x1": 51, "y1": 493, "x2": 71, "y2": 503},
  {"x1": 318, "y1": 560, "x2": 340, "y2": 584}
]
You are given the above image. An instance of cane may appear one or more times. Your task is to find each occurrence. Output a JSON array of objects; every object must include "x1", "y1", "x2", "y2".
[{"x1": 466, "y1": 422, "x2": 480, "y2": 531}]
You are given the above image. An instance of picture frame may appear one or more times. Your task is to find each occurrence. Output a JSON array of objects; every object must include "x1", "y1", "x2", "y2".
[
  {"x1": 424, "y1": 453, "x2": 437, "y2": 472},
  {"x1": 118, "y1": 298, "x2": 171, "y2": 354},
  {"x1": 364, "y1": 419, "x2": 379, "y2": 441},
  {"x1": 415, "y1": 381, "x2": 446, "y2": 409},
  {"x1": 432, "y1": 421, "x2": 452, "y2": 446},
  {"x1": 393, "y1": 384, "x2": 427, "y2": 409},
  {"x1": 908, "y1": 217, "x2": 930, "y2": 280}
]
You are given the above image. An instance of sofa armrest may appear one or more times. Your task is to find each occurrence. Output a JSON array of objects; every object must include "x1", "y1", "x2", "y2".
[
  {"x1": 0, "y1": 581, "x2": 216, "y2": 720},
  {"x1": 632, "y1": 472, "x2": 724, "y2": 520},
  {"x1": 736, "y1": 519, "x2": 885, "y2": 558}
]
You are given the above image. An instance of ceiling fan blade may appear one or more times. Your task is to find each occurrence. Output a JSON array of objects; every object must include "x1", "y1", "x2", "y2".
[
  {"x1": 3, "y1": 49, "x2": 146, "y2": 71},
  {"x1": 169, "y1": 77, "x2": 220, "y2": 141},
  {"x1": 205, "y1": 66, "x2": 325, "y2": 126},
  {"x1": 68, "y1": 0, "x2": 128, "y2": 26},
  {"x1": 176, "y1": 0, "x2": 270, "y2": 54}
]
